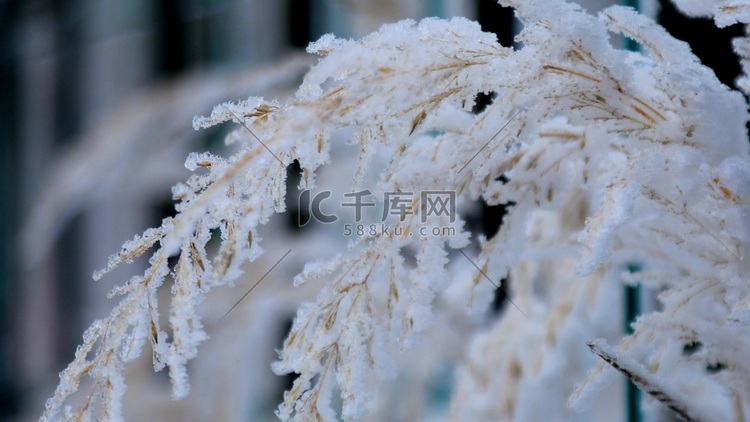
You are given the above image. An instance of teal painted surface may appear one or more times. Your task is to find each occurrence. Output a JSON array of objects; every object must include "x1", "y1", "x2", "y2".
[
  {"x1": 425, "y1": 0, "x2": 443, "y2": 17},
  {"x1": 625, "y1": 260, "x2": 642, "y2": 422},
  {"x1": 622, "y1": 0, "x2": 641, "y2": 51},
  {"x1": 622, "y1": 0, "x2": 642, "y2": 419}
]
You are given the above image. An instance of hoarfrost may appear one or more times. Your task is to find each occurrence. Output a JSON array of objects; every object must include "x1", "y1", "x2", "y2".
[{"x1": 43, "y1": 1, "x2": 750, "y2": 421}]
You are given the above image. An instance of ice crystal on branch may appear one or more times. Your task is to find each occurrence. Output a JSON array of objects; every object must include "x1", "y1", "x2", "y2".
[{"x1": 43, "y1": 1, "x2": 750, "y2": 421}]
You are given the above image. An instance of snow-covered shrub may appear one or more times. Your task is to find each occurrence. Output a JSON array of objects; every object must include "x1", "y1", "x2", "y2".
[{"x1": 42, "y1": 0, "x2": 750, "y2": 421}]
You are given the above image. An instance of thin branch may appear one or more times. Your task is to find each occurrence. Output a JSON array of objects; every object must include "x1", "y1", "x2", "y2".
[
  {"x1": 220, "y1": 249, "x2": 292, "y2": 321},
  {"x1": 458, "y1": 249, "x2": 528, "y2": 318}
]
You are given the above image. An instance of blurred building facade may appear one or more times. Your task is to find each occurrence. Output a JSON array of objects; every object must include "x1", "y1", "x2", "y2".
[
  {"x1": 3, "y1": 2, "x2": 289, "y2": 418},
  {"x1": 0, "y1": 1, "x2": 481, "y2": 419}
]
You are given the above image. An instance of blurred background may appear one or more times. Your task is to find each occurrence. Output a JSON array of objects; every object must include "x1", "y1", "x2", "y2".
[{"x1": 0, "y1": 0, "x2": 742, "y2": 420}]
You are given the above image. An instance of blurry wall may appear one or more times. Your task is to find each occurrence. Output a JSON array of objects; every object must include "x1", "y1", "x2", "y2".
[
  {"x1": 0, "y1": 1, "x2": 478, "y2": 420},
  {"x1": 5, "y1": 1, "x2": 289, "y2": 418}
]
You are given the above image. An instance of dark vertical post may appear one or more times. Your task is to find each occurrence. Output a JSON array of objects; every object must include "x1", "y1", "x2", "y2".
[
  {"x1": 287, "y1": 0, "x2": 313, "y2": 48},
  {"x1": 0, "y1": 2, "x2": 21, "y2": 417},
  {"x1": 621, "y1": 2, "x2": 642, "y2": 420}
]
